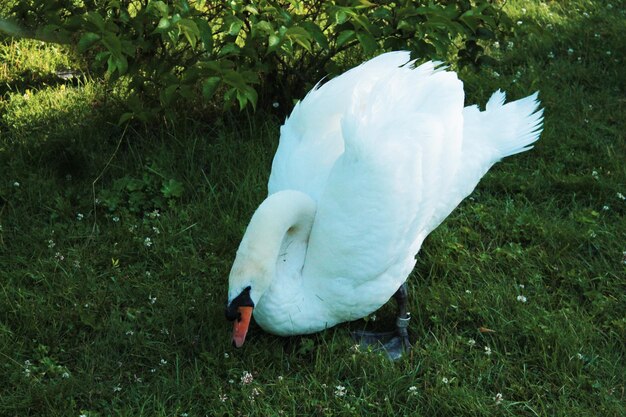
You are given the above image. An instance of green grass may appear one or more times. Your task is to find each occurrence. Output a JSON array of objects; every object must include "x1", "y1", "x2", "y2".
[{"x1": 1, "y1": 1, "x2": 625, "y2": 416}]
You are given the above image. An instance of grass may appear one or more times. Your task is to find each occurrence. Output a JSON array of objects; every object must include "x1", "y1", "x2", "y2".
[{"x1": 1, "y1": 1, "x2": 625, "y2": 416}]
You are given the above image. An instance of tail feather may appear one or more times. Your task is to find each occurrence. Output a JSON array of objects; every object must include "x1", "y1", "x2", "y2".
[{"x1": 483, "y1": 90, "x2": 544, "y2": 159}]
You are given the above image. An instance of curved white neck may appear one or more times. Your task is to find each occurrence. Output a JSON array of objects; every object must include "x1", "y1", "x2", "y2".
[{"x1": 229, "y1": 190, "x2": 330, "y2": 333}]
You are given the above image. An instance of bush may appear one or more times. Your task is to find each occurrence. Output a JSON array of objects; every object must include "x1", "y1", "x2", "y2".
[{"x1": 3, "y1": 0, "x2": 514, "y2": 121}]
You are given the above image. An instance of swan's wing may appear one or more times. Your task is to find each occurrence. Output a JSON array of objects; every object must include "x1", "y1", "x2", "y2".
[
  {"x1": 268, "y1": 51, "x2": 416, "y2": 201},
  {"x1": 301, "y1": 61, "x2": 465, "y2": 315}
]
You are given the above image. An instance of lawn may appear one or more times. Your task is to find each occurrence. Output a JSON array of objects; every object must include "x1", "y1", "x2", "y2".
[{"x1": 1, "y1": 1, "x2": 625, "y2": 416}]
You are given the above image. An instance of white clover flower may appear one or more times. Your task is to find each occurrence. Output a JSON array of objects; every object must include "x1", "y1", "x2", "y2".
[
  {"x1": 408, "y1": 386, "x2": 418, "y2": 395},
  {"x1": 219, "y1": 393, "x2": 228, "y2": 402},
  {"x1": 467, "y1": 338, "x2": 476, "y2": 347},
  {"x1": 144, "y1": 237, "x2": 152, "y2": 247},
  {"x1": 55, "y1": 252, "x2": 65, "y2": 261},
  {"x1": 334, "y1": 385, "x2": 347, "y2": 397},
  {"x1": 48, "y1": 239, "x2": 56, "y2": 248},
  {"x1": 241, "y1": 371, "x2": 254, "y2": 385},
  {"x1": 484, "y1": 346, "x2": 492, "y2": 356},
  {"x1": 494, "y1": 392, "x2": 503, "y2": 405},
  {"x1": 517, "y1": 295, "x2": 528, "y2": 303}
]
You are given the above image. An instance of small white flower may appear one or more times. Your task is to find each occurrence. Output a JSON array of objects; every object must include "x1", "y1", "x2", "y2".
[
  {"x1": 507, "y1": 41, "x2": 514, "y2": 50},
  {"x1": 548, "y1": 51, "x2": 555, "y2": 59},
  {"x1": 493, "y1": 41, "x2": 500, "y2": 48},
  {"x1": 370, "y1": 314, "x2": 377, "y2": 321},
  {"x1": 408, "y1": 386, "x2": 418, "y2": 395},
  {"x1": 602, "y1": 205, "x2": 609, "y2": 211},
  {"x1": 149, "y1": 295, "x2": 157, "y2": 304},
  {"x1": 144, "y1": 237, "x2": 152, "y2": 247},
  {"x1": 278, "y1": 375, "x2": 284, "y2": 381},
  {"x1": 484, "y1": 346, "x2": 492, "y2": 356},
  {"x1": 125, "y1": 330, "x2": 134, "y2": 336},
  {"x1": 241, "y1": 371, "x2": 254, "y2": 385},
  {"x1": 160, "y1": 358, "x2": 167, "y2": 366},
  {"x1": 577, "y1": 353, "x2": 584, "y2": 360},
  {"x1": 334, "y1": 385, "x2": 347, "y2": 397},
  {"x1": 223, "y1": 353, "x2": 230, "y2": 358},
  {"x1": 594, "y1": 33, "x2": 600, "y2": 39},
  {"x1": 517, "y1": 295, "x2": 528, "y2": 303},
  {"x1": 618, "y1": 192, "x2": 626, "y2": 200},
  {"x1": 181, "y1": 413, "x2": 188, "y2": 417},
  {"x1": 112, "y1": 216, "x2": 120, "y2": 222},
  {"x1": 25, "y1": 360, "x2": 31, "y2": 366},
  {"x1": 149, "y1": 209, "x2": 160, "y2": 218},
  {"x1": 519, "y1": 284, "x2": 525, "y2": 289},
  {"x1": 492, "y1": 71, "x2": 500, "y2": 78},
  {"x1": 76, "y1": 213, "x2": 84, "y2": 221},
  {"x1": 494, "y1": 392, "x2": 503, "y2": 405},
  {"x1": 249, "y1": 387, "x2": 261, "y2": 401},
  {"x1": 442, "y1": 377, "x2": 449, "y2": 384},
  {"x1": 48, "y1": 239, "x2": 56, "y2": 248},
  {"x1": 150, "y1": 368, "x2": 156, "y2": 373},
  {"x1": 219, "y1": 393, "x2": 228, "y2": 402},
  {"x1": 521, "y1": 7, "x2": 527, "y2": 13},
  {"x1": 606, "y1": 51, "x2": 612, "y2": 56},
  {"x1": 79, "y1": 414, "x2": 87, "y2": 417},
  {"x1": 62, "y1": 372, "x2": 70, "y2": 378},
  {"x1": 55, "y1": 252, "x2": 65, "y2": 261},
  {"x1": 73, "y1": 260, "x2": 81, "y2": 268},
  {"x1": 113, "y1": 384, "x2": 122, "y2": 392},
  {"x1": 467, "y1": 338, "x2": 476, "y2": 347},
  {"x1": 228, "y1": 379, "x2": 234, "y2": 384},
  {"x1": 13, "y1": 181, "x2": 20, "y2": 187},
  {"x1": 567, "y1": 48, "x2": 574, "y2": 55},
  {"x1": 517, "y1": 20, "x2": 523, "y2": 25},
  {"x1": 272, "y1": 102, "x2": 280, "y2": 108},
  {"x1": 152, "y1": 226, "x2": 160, "y2": 234},
  {"x1": 583, "y1": 12, "x2": 590, "y2": 18},
  {"x1": 350, "y1": 344, "x2": 360, "y2": 353}
]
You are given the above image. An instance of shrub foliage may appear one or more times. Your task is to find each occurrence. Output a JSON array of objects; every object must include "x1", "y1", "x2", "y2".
[{"x1": 5, "y1": 0, "x2": 513, "y2": 120}]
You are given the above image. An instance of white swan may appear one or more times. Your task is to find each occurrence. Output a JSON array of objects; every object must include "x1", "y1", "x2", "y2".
[{"x1": 226, "y1": 51, "x2": 543, "y2": 350}]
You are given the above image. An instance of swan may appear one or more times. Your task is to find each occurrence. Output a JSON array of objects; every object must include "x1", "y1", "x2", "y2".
[{"x1": 225, "y1": 51, "x2": 543, "y2": 356}]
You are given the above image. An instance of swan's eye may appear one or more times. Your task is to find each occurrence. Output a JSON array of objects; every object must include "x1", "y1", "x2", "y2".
[{"x1": 225, "y1": 286, "x2": 254, "y2": 321}]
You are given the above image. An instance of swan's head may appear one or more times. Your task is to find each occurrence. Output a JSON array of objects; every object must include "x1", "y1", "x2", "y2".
[{"x1": 225, "y1": 249, "x2": 274, "y2": 347}]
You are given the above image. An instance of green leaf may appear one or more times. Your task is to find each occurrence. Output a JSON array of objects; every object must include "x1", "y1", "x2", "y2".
[
  {"x1": 335, "y1": 9, "x2": 348, "y2": 24},
  {"x1": 77, "y1": 32, "x2": 100, "y2": 52},
  {"x1": 336, "y1": 30, "x2": 355, "y2": 48},
  {"x1": 161, "y1": 179, "x2": 184, "y2": 198},
  {"x1": 195, "y1": 18, "x2": 213, "y2": 51},
  {"x1": 356, "y1": 31, "x2": 377, "y2": 55},
  {"x1": 157, "y1": 17, "x2": 171, "y2": 31},
  {"x1": 202, "y1": 76, "x2": 221, "y2": 99}
]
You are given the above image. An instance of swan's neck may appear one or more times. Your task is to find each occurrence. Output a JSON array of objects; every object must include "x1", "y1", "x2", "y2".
[{"x1": 228, "y1": 190, "x2": 323, "y2": 333}]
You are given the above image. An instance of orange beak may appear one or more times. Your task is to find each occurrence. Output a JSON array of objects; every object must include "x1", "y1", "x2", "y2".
[{"x1": 232, "y1": 306, "x2": 253, "y2": 348}]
